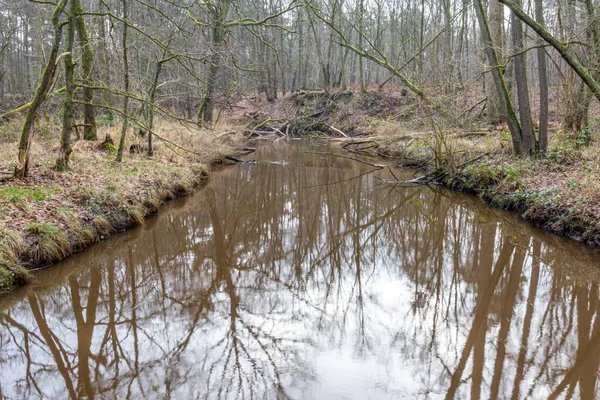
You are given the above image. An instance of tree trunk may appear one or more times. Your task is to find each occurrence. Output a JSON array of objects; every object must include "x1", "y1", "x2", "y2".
[
  {"x1": 358, "y1": 0, "x2": 366, "y2": 93},
  {"x1": 147, "y1": 56, "x2": 164, "y2": 157},
  {"x1": 15, "y1": 0, "x2": 67, "y2": 179},
  {"x1": 512, "y1": 0, "x2": 535, "y2": 154},
  {"x1": 74, "y1": 0, "x2": 97, "y2": 141},
  {"x1": 57, "y1": 0, "x2": 76, "y2": 171},
  {"x1": 474, "y1": 0, "x2": 525, "y2": 154},
  {"x1": 308, "y1": 11, "x2": 329, "y2": 90},
  {"x1": 116, "y1": 0, "x2": 129, "y2": 162},
  {"x1": 199, "y1": 1, "x2": 231, "y2": 124},
  {"x1": 98, "y1": 0, "x2": 111, "y2": 111},
  {"x1": 486, "y1": 0, "x2": 504, "y2": 124},
  {"x1": 535, "y1": 0, "x2": 549, "y2": 151}
]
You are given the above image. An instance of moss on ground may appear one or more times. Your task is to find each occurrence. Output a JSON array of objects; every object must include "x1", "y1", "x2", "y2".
[{"x1": 0, "y1": 265, "x2": 32, "y2": 294}]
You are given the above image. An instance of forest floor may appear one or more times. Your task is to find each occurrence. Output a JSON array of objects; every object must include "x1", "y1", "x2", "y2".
[
  {"x1": 0, "y1": 117, "x2": 247, "y2": 293},
  {"x1": 238, "y1": 87, "x2": 600, "y2": 248}
]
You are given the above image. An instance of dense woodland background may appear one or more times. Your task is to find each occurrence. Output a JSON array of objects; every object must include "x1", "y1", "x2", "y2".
[{"x1": 1, "y1": 0, "x2": 600, "y2": 173}]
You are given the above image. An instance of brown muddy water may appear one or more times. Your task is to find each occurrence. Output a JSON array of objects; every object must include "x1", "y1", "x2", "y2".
[{"x1": 1, "y1": 139, "x2": 600, "y2": 399}]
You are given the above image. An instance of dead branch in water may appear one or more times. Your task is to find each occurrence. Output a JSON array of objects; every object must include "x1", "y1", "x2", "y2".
[
  {"x1": 225, "y1": 156, "x2": 249, "y2": 163},
  {"x1": 303, "y1": 150, "x2": 385, "y2": 169},
  {"x1": 385, "y1": 152, "x2": 491, "y2": 185}
]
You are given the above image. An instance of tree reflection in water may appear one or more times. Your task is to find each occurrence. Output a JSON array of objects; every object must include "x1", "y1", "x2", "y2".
[{"x1": 1, "y1": 140, "x2": 599, "y2": 399}]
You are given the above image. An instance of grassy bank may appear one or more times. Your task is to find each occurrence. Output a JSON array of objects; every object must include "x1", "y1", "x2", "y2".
[
  {"x1": 0, "y1": 117, "x2": 246, "y2": 294},
  {"x1": 362, "y1": 126, "x2": 600, "y2": 247}
]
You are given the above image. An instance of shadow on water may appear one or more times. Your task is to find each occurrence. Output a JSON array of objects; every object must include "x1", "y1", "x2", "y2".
[{"x1": 1, "y1": 139, "x2": 600, "y2": 399}]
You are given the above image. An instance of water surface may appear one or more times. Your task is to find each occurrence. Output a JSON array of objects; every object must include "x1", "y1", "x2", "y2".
[{"x1": 1, "y1": 139, "x2": 600, "y2": 399}]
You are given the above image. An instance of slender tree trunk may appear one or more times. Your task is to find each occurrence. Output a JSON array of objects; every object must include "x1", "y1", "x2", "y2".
[
  {"x1": 418, "y1": 0, "x2": 425, "y2": 81},
  {"x1": 74, "y1": 0, "x2": 97, "y2": 141},
  {"x1": 98, "y1": 0, "x2": 111, "y2": 111},
  {"x1": 512, "y1": 0, "x2": 535, "y2": 154},
  {"x1": 474, "y1": 0, "x2": 524, "y2": 154},
  {"x1": 308, "y1": 11, "x2": 329, "y2": 89},
  {"x1": 487, "y1": 0, "x2": 504, "y2": 123},
  {"x1": 500, "y1": 0, "x2": 600, "y2": 102},
  {"x1": 455, "y1": 0, "x2": 468, "y2": 87},
  {"x1": 279, "y1": 26, "x2": 287, "y2": 95},
  {"x1": 535, "y1": 0, "x2": 549, "y2": 151},
  {"x1": 15, "y1": 0, "x2": 67, "y2": 179},
  {"x1": 116, "y1": 0, "x2": 129, "y2": 162},
  {"x1": 442, "y1": 0, "x2": 453, "y2": 91},
  {"x1": 340, "y1": 43, "x2": 347, "y2": 90},
  {"x1": 297, "y1": 11, "x2": 306, "y2": 89},
  {"x1": 199, "y1": 1, "x2": 231, "y2": 124},
  {"x1": 147, "y1": 56, "x2": 164, "y2": 157},
  {"x1": 358, "y1": 0, "x2": 366, "y2": 93},
  {"x1": 57, "y1": 0, "x2": 76, "y2": 171}
]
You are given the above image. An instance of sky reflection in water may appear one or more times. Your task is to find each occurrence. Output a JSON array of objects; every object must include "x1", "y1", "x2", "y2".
[{"x1": 1, "y1": 139, "x2": 600, "y2": 399}]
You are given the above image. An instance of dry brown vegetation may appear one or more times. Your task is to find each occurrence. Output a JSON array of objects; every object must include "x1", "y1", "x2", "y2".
[{"x1": 0, "y1": 117, "x2": 246, "y2": 292}]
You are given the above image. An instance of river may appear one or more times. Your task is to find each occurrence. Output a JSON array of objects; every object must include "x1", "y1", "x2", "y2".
[{"x1": 1, "y1": 139, "x2": 599, "y2": 399}]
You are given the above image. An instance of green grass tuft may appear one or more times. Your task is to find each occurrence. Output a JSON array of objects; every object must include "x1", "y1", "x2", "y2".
[
  {"x1": 103, "y1": 142, "x2": 117, "y2": 154},
  {"x1": 128, "y1": 206, "x2": 146, "y2": 225},
  {"x1": 0, "y1": 186, "x2": 56, "y2": 203},
  {"x1": 0, "y1": 226, "x2": 25, "y2": 264},
  {"x1": 26, "y1": 223, "x2": 71, "y2": 264}
]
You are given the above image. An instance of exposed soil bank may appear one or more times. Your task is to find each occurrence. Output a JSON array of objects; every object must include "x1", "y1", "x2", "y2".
[{"x1": 0, "y1": 118, "x2": 248, "y2": 294}]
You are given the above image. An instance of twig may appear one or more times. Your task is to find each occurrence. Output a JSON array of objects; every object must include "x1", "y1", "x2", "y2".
[
  {"x1": 272, "y1": 127, "x2": 286, "y2": 136},
  {"x1": 213, "y1": 131, "x2": 236, "y2": 140},
  {"x1": 323, "y1": 122, "x2": 347, "y2": 137},
  {"x1": 387, "y1": 165, "x2": 400, "y2": 181}
]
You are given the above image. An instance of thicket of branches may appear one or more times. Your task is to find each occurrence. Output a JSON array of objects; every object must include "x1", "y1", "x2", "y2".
[{"x1": 1, "y1": 0, "x2": 600, "y2": 175}]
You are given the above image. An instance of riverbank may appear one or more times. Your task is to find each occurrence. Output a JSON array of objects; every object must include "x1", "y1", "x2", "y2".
[
  {"x1": 0, "y1": 118, "x2": 247, "y2": 293},
  {"x1": 235, "y1": 88, "x2": 600, "y2": 249},
  {"x1": 358, "y1": 127, "x2": 600, "y2": 248}
]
